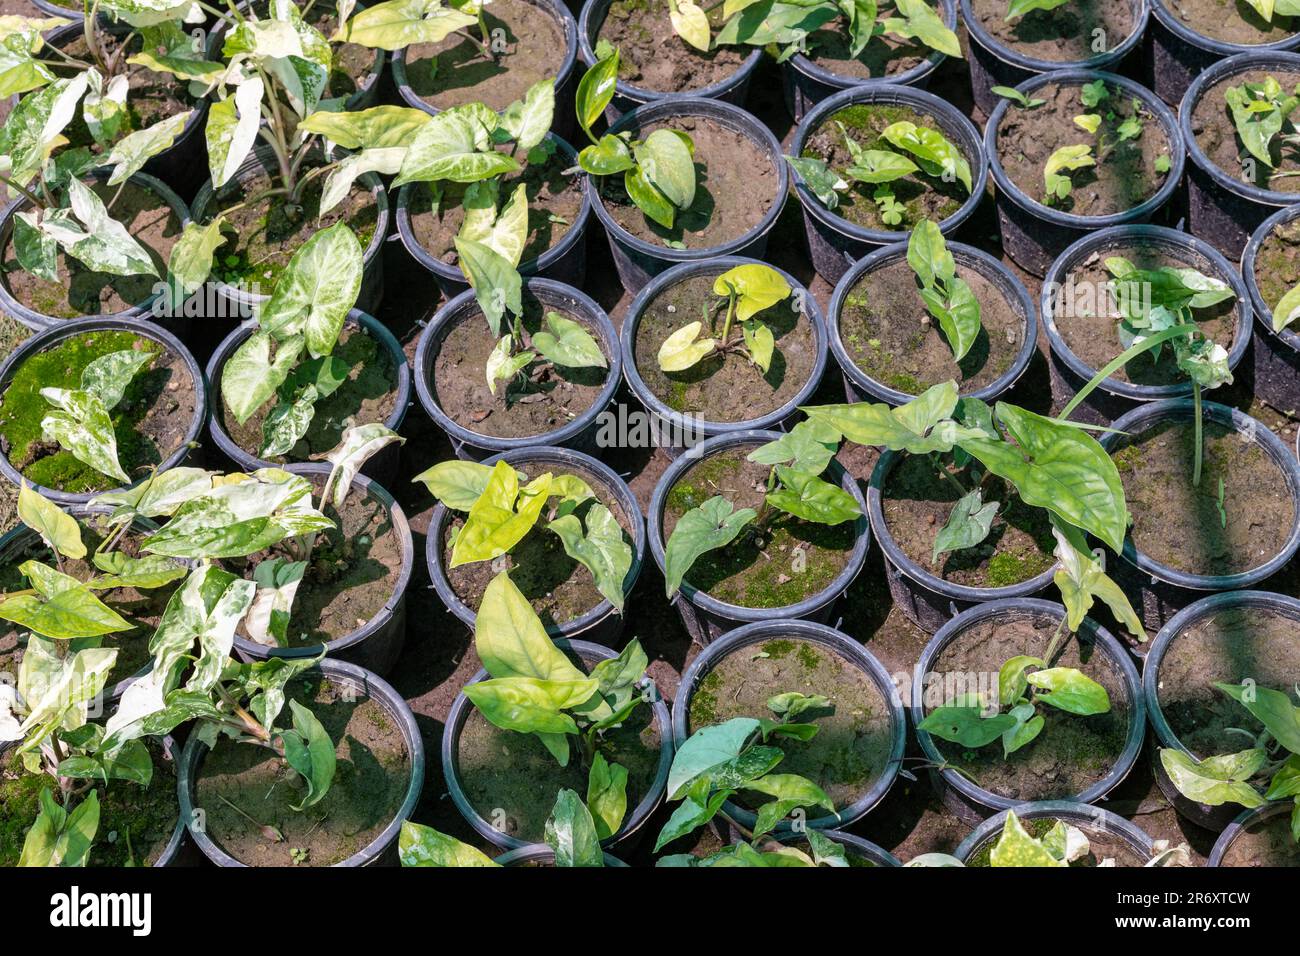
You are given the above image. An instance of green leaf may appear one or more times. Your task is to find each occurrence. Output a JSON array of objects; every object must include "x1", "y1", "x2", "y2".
[
  {"x1": 784, "y1": 155, "x2": 848, "y2": 209},
  {"x1": 242, "y1": 557, "x2": 306, "y2": 647},
  {"x1": 276, "y1": 700, "x2": 337, "y2": 811},
  {"x1": 666, "y1": 717, "x2": 762, "y2": 798},
  {"x1": 1001, "y1": 702, "x2": 1044, "y2": 756},
  {"x1": 258, "y1": 222, "x2": 363, "y2": 358},
  {"x1": 1159, "y1": 748, "x2": 1267, "y2": 808},
  {"x1": 394, "y1": 103, "x2": 518, "y2": 186},
  {"x1": 259, "y1": 388, "x2": 319, "y2": 459},
  {"x1": 547, "y1": 504, "x2": 633, "y2": 612},
  {"x1": 998, "y1": 655, "x2": 1045, "y2": 706},
  {"x1": 88, "y1": 552, "x2": 187, "y2": 591},
  {"x1": 451, "y1": 464, "x2": 553, "y2": 567},
  {"x1": 1026, "y1": 667, "x2": 1110, "y2": 715},
  {"x1": 458, "y1": 180, "x2": 529, "y2": 267},
  {"x1": 19, "y1": 789, "x2": 98, "y2": 867},
  {"x1": 578, "y1": 133, "x2": 636, "y2": 175},
  {"x1": 1043, "y1": 144, "x2": 1094, "y2": 204},
  {"x1": 463, "y1": 676, "x2": 588, "y2": 735},
  {"x1": 221, "y1": 331, "x2": 305, "y2": 426},
  {"x1": 334, "y1": 0, "x2": 476, "y2": 49},
  {"x1": 473, "y1": 568, "x2": 589, "y2": 683},
  {"x1": 206, "y1": 77, "x2": 263, "y2": 188},
  {"x1": 12, "y1": 638, "x2": 117, "y2": 751},
  {"x1": 1051, "y1": 519, "x2": 1145, "y2": 642},
  {"x1": 36, "y1": 180, "x2": 159, "y2": 279},
  {"x1": 299, "y1": 104, "x2": 432, "y2": 149},
  {"x1": 635, "y1": 128, "x2": 696, "y2": 210},
  {"x1": 39, "y1": 387, "x2": 129, "y2": 483},
  {"x1": 990, "y1": 86, "x2": 1044, "y2": 109},
  {"x1": 918, "y1": 701, "x2": 1017, "y2": 747},
  {"x1": 656, "y1": 320, "x2": 717, "y2": 372},
  {"x1": 545, "y1": 788, "x2": 604, "y2": 867},
  {"x1": 455, "y1": 237, "x2": 522, "y2": 338},
  {"x1": 741, "y1": 319, "x2": 775, "y2": 373},
  {"x1": 318, "y1": 423, "x2": 404, "y2": 509},
  {"x1": 81, "y1": 349, "x2": 152, "y2": 411},
  {"x1": 17, "y1": 481, "x2": 85, "y2": 559},
  {"x1": 653, "y1": 787, "x2": 734, "y2": 850},
  {"x1": 714, "y1": 263, "x2": 791, "y2": 322},
  {"x1": 12, "y1": 211, "x2": 57, "y2": 282},
  {"x1": 576, "y1": 51, "x2": 620, "y2": 134},
  {"x1": 1006, "y1": 0, "x2": 1070, "y2": 17},
  {"x1": 669, "y1": 0, "x2": 712, "y2": 49},
  {"x1": 742, "y1": 772, "x2": 835, "y2": 837},
  {"x1": 319, "y1": 147, "x2": 406, "y2": 217},
  {"x1": 586, "y1": 753, "x2": 629, "y2": 840},
  {"x1": 624, "y1": 164, "x2": 677, "y2": 228},
  {"x1": 881, "y1": 120, "x2": 971, "y2": 192},
  {"x1": 103, "y1": 109, "x2": 193, "y2": 186},
  {"x1": 499, "y1": 78, "x2": 554, "y2": 153},
  {"x1": 164, "y1": 218, "x2": 226, "y2": 303},
  {"x1": 844, "y1": 148, "x2": 919, "y2": 185},
  {"x1": 1215, "y1": 682, "x2": 1300, "y2": 754},
  {"x1": 663, "y1": 495, "x2": 758, "y2": 596},
  {"x1": 803, "y1": 380, "x2": 986, "y2": 454},
  {"x1": 767, "y1": 691, "x2": 832, "y2": 720},
  {"x1": 532, "y1": 312, "x2": 607, "y2": 368},
  {"x1": 413, "y1": 459, "x2": 520, "y2": 511},
  {"x1": 747, "y1": 419, "x2": 841, "y2": 474},
  {"x1": 882, "y1": 0, "x2": 961, "y2": 56},
  {"x1": 398, "y1": 821, "x2": 500, "y2": 866},
  {"x1": 766, "y1": 466, "x2": 861, "y2": 524},
  {"x1": 989, "y1": 810, "x2": 1066, "y2": 867},
  {"x1": 932, "y1": 489, "x2": 998, "y2": 564},
  {"x1": 1266, "y1": 754, "x2": 1300, "y2": 799}
]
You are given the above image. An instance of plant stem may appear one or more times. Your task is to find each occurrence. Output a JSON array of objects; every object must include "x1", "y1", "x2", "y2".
[
  {"x1": 83, "y1": 0, "x2": 110, "y2": 74},
  {"x1": 719, "y1": 292, "x2": 737, "y2": 346},
  {"x1": 1057, "y1": 324, "x2": 1199, "y2": 421},
  {"x1": 1192, "y1": 382, "x2": 1204, "y2": 488}
]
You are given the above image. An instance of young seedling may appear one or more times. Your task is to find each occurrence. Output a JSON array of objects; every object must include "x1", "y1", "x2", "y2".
[
  {"x1": 1244, "y1": 0, "x2": 1300, "y2": 26},
  {"x1": 574, "y1": 51, "x2": 699, "y2": 237},
  {"x1": 415, "y1": 459, "x2": 633, "y2": 610},
  {"x1": 1005, "y1": 0, "x2": 1070, "y2": 19},
  {"x1": 1043, "y1": 144, "x2": 1094, "y2": 204},
  {"x1": 905, "y1": 219, "x2": 981, "y2": 362},
  {"x1": 1160, "y1": 681, "x2": 1300, "y2": 844},
  {"x1": 653, "y1": 699, "x2": 837, "y2": 855},
  {"x1": 656, "y1": 263, "x2": 791, "y2": 374},
  {"x1": 1224, "y1": 75, "x2": 1300, "y2": 172},
  {"x1": 1044, "y1": 82, "x2": 1159, "y2": 205},
  {"x1": 457, "y1": 570, "x2": 654, "y2": 840},
  {"x1": 801, "y1": 381, "x2": 1147, "y2": 643},
  {"x1": 991, "y1": 86, "x2": 1045, "y2": 109},
  {"x1": 662, "y1": 420, "x2": 861, "y2": 597}
]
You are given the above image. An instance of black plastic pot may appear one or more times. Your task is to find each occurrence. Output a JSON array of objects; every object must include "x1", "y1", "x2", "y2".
[
  {"x1": 764, "y1": 828, "x2": 903, "y2": 866},
  {"x1": 830, "y1": 238, "x2": 1038, "y2": 406},
  {"x1": 866, "y1": 451, "x2": 1058, "y2": 634},
  {"x1": 205, "y1": 309, "x2": 411, "y2": 486},
  {"x1": 394, "y1": 135, "x2": 592, "y2": 299},
  {"x1": 672, "y1": 619, "x2": 906, "y2": 834},
  {"x1": 393, "y1": 0, "x2": 579, "y2": 138},
  {"x1": 1181, "y1": 52, "x2": 1300, "y2": 261},
  {"x1": 0, "y1": 316, "x2": 208, "y2": 506},
  {"x1": 781, "y1": 0, "x2": 955, "y2": 123},
  {"x1": 1042, "y1": 224, "x2": 1252, "y2": 426},
  {"x1": 578, "y1": 0, "x2": 763, "y2": 118},
  {"x1": 178, "y1": 658, "x2": 425, "y2": 867},
  {"x1": 230, "y1": 463, "x2": 413, "y2": 677},
  {"x1": 912, "y1": 599, "x2": 1146, "y2": 825},
  {"x1": 425, "y1": 445, "x2": 645, "y2": 647},
  {"x1": 188, "y1": 143, "x2": 389, "y2": 356},
  {"x1": 1148, "y1": 0, "x2": 1300, "y2": 107},
  {"x1": 987, "y1": 69, "x2": 1185, "y2": 277},
  {"x1": 790, "y1": 83, "x2": 987, "y2": 285},
  {"x1": 1242, "y1": 203, "x2": 1300, "y2": 415},
  {"x1": 1143, "y1": 590, "x2": 1300, "y2": 832},
  {"x1": 954, "y1": 800, "x2": 1156, "y2": 865},
  {"x1": 1099, "y1": 400, "x2": 1300, "y2": 631},
  {"x1": 442, "y1": 639, "x2": 673, "y2": 852},
  {"x1": 584, "y1": 97, "x2": 788, "y2": 293},
  {"x1": 1208, "y1": 802, "x2": 1300, "y2": 865},
  {"x1": 0, "y1": 170, "x2": 190, "y2": 333},
  {"x1": 494, "y1": 844, "x2": 629, "y2": 866},
  {"x1": 413, "y1": 278, "x2": 620, "y2": 460},
  {"x1": 620, "y1": 257, "x2": 829, "y2": 456},
  {"x1": 961, "y1": 0, "x2": 1149, "y2": 117},
  {"x1": 648, "y1": 430, "x2": 871, "y2": 644}
]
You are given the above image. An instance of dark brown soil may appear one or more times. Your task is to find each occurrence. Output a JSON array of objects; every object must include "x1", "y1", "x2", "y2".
[
  {"x1": 431, "y1": 297, "x2": 609, "y2": 438},
  {"x1": 195, "y1": 674, "x2": 411, "y2": 866},
  {"x1": 597, "y1": 0, "x2": 748, "y2": 93},
  {"x1": 456, "y1": 650, "x2": 662, "y2": 843},
  {"x1": 224, "y1": 472, "x2": 402, "y2": 648},
  {"x1": 441, "y1": 460, "x2": 632, "y2": 625},
  {"x1": 802, "y1": 103, "x2": 967, "y2": 232},
  {"x1": 1157, "y1": 603, "x2": 1300, "y2": 758},
  {"x1": 204, "y1": 158, "x2": 379, "y2": 292},
  {"x1": 401, "y1": 0, "x2": 566, "y2": 111},
  {"x1": 1056, "y1": 242, "x2": 1240, "y2": 386},
  {"x1": 661, "y1": 442, "x2": 857, "y2": 608},
  {"x1": 0, "y1": 513, "x2": 183, "y2": 690},
  {"x1": 965, "y1": 814, "x2": 1148, "y2": 866},
  {"x1": 632, "y1": 271, "x2": 815, "y2": 421},
  {"x1": 923, "y1": 610, "x2": 1133, "y2": 801},
  {"x1": 1158, "y1": 0, "x2": 1298, "y2": 46},
  {"x1": 801, "y1": 5, "x2": 934, "y2": 80},
  {"x1": 1112, "y1": 419, "x2": 1296, "y2": 576},
  {"x1": 1253, "y1": 216, "x2": 1300, "y2": 323},
  {"x1": 971, "y1": 0, "x2": 1138, "y2": 63},
  {"x1": 996, "y1": 81, "x2": 1171, "y2": 215},
  {"x1": 0, "y1": 328, "x2": 197, "y2": 494},
  {"x1": 2, "y1": 181, "x2": 181, "y2": 319},
  {"x1": 406, "y1": 150, "x2": 581, "y2": 268},
  {"x1": 1192, "y1": 68, "x2": 1300, "y2": 194},
  {"x1": 1219, "y1": 810, "x2": 1300, "y2": 866},
  {"x1": 0, "y1": 737, "x2": 178, "y2": 867},
  {"x1": 601, "y1": 115, "x2": 777, "y2": 249},
  {"x1": 688, "y1": 636, "x2": 895, "y2": 812},
  {"x1": 244, "y1": 1, "x2": 377, "y2": 101},
  {"x1": 219, "y1": 323, "x2": 399, "y2": 463},
  {"x1": 839, "y1": 255, "x2": 1026, "y2": 395},
  {"x1": 881, "y1": 453, "x2": 1057, "y2": 589}
]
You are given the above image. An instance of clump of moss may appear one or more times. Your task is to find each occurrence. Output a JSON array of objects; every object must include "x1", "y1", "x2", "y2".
[
  {"x1": 689, "y1": 670, "x2": 723, "y2": 725},
  {"x1": 763, "y1": 639, "x2": 795, "y2": 660},
  {"x1": 985, "y1": 549, "x2": 1056, "y2": 589}
]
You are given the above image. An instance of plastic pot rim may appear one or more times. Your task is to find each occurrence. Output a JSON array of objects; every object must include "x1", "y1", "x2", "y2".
[
  {"x1": 619, "y1": 256, "x2": 830, "y2": 438},
  {"x1": 1150, "y1": 0, "x2": 1300, "y2": 58},
  {"x1": 204, "y1": 309, "x2": 412, "y2": 471},
  {"x1": 1208, "y1": 801, "x2": 1298, "y2": 865},
  {"x1": 960, "y1": 0, "x2": 1149, "y2": 74},
  {"x1": 1241, "y1": 201, "x2": 1300, "y2": 356},
  {"x1": 177, "y1": 658, "x2": 425, "y2": 867},
  {"x1": 790, "y1": 81, "x2": 989, "y2": 246},
  {"x1": 785, "y1": 0, "x2": 955, "y2": 91},
  {"x1": 830, "y1": 238, "x2": 1040, "y2": 406},
  {"x1": 493, "y1": 844, "x2": 629, "y2": 866},
  {"x1": 0, "y1": 315, "x2": 208, "y2": 506},
  {"x1": 229, "y1": 462, "x2": 415, "y2": 663},
  {"x1": 411, "y1": 277, "x2": 621, "y2": 453},
  {"x1": 670, "y1": 618, "x2": 907, "y2": 833},
  {"x1": 441, "y1": 638, "x2": 674, "y2": 851},
  {"x1": 1099, "y1": 398, "x2": 1300, "y2": 590},
  {"x1": 424, "y1": 444, "x2": 646, "y2": 636},
  {"x1": 954, "y1": 798, "x2": 1157, "y2": 863},
  {"x1": 581, "y1": 97, "x2": 789, "y2": 264},
  {"x1": 985, "y1": 69, "x2": 1186, "y2": 230},
  {"x1": 911, "y1": 598, "x2": 1147, "y2": 813},
  {"x1": 647, "y1": 429, "x2": 872, "y2": 624},
  {"x1": 1041, "y1": 224, "x2": 1254, "y2": 402}
]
